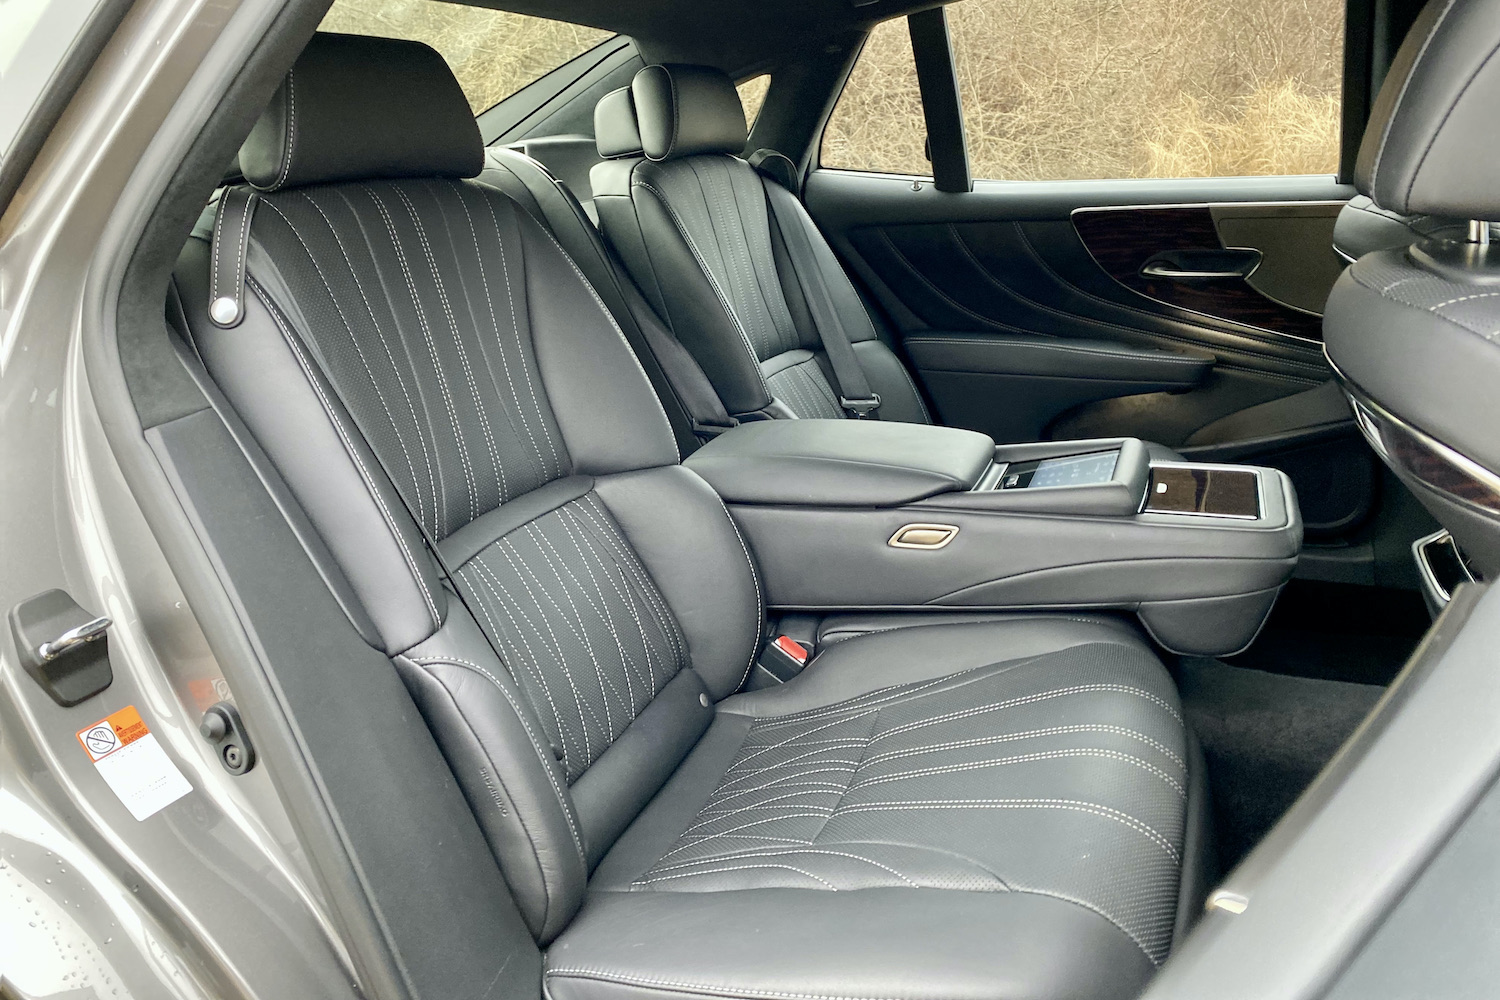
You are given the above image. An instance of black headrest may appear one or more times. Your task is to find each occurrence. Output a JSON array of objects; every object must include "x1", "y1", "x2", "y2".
[
  {"x1": 239, "y1": 32, "x2": 483, "y2": 192},
  {"x1": 630, "y1": 64, "x2": 746, "y2": 161},
  {"x1": 594, "y1": 87, "x2": 644, "y2": 159},
  {"x1": 1354, "y1": 0, "x2": 1500, "y2": 218}
]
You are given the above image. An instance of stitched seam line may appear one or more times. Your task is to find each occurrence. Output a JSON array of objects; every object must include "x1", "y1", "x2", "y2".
[
  {"x1": 210, "y1": 193, "x2": 228, "y2": 302},
  {"x1": 1402, "y1": 36, "x2": 1500, "y2": 207},
  {"x1": 250, "y1": 277, "x2": 441, "y2": 623},
  {"x1": 274, "y1": 69, "x2": 297, "y2": 191},
  {"x1": 1370, "y1": 0, "x2": 1460, "y2": 194},
  {"x1": 544, "y1": 969, "x2": 934, "y2": 1000}
]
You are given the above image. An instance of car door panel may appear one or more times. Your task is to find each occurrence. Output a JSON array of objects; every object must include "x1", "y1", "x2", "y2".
[
  {"x1": 903, "y1": 330, "x2": 1211, "y2": 442},
  {"x1": 806, "y1": 168, "x2": 1374, "y2": 538},
  {"x1": 1072, "y1": 205, "x2": 1330, "y2": 340}
]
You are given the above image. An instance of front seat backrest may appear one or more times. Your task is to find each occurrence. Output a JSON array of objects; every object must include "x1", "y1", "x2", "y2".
[
  {"x1": 176, "y1": 31, "x2": 762, "y2": 942},
  {"x1": 1324, "y1": 0, "x2": 1500, "y2": 573},
  {"x1": 589, "y1": 65, "x2": 930, "y2": 423}
]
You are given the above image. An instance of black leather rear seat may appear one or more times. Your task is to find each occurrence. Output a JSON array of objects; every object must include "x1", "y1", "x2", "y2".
[
  {"x1": 591, "y1": 65, "x2": 929, "y2": 424},
  {"x1": 175, "y1": 32, "x2": 1204, "y2": 1000},
  {"x1": 588, "y1": 64, "x2": 1183, "y2": 465}
]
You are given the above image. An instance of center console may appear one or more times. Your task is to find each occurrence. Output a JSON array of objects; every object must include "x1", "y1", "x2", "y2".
[{"x1": 685, "y1": 420, "x2": 1302, "y2": 656}]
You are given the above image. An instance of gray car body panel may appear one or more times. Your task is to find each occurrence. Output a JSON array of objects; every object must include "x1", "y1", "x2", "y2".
[{"x1": 1, "y1": 0, "x2": 358, "y2": 996}]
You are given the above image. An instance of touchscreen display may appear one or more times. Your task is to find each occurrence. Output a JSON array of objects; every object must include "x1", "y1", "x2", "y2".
[
  {"x1": 997, "y1": 450, "x2": 1120, "y2": 490},
  {"x1": 1028, "y1": 451, "x2": 1120, "y2": 489}
]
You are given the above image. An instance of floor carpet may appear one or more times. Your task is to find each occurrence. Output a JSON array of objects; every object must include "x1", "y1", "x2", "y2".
[{"x1": 1176, "y1": 657, "x2": 1387, "y2": 871}]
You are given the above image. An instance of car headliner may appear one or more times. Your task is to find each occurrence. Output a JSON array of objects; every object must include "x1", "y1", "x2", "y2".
[{"x1": 447, "y1": 0, "x2": 945, "y2": 74}]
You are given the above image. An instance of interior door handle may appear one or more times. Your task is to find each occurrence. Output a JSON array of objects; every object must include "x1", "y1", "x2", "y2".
[{"x1": 1140, "y1": 248, "x2": 1261, "y2": 283}]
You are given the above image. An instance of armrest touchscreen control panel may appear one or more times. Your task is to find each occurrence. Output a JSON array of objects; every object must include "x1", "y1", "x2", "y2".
[{"x1": 994, "y1": 450, "x2": 1120, "y2": 490}]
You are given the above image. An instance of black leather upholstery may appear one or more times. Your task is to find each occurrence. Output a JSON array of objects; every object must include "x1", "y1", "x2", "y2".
[
  {"x1": 1353, "y1": 0, "x2": 1500, "y2": 218},
  {"x1": 555, "y1": 617, "x2": 1191, "y2": 1000},
  {"x1": 685, "y1": 418, "x2": 995, "y2": 506},
  {"x1": 177, "y1": 33, "x2": 1200, "y2": 999},
  {"x1": 594, "y1": 87, "x2": 644, "y2": 159},
  {"x1": 592, "y1": 65, "x2": 931, "y2": 422},
  {"x1": 239, "y1": 33, "x2": 483, "y2": 191},
  {"x1": 632, "y1": 63, "x2": 748, "y2": 161}
]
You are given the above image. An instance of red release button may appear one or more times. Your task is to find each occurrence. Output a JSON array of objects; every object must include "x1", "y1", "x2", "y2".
[{"x1": 773, "y1": 635, "x2": 809, "y2": 665}]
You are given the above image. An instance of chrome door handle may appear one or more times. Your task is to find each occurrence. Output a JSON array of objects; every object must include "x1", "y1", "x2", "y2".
[
  {"x1": 1139, "y1": 248, "x2": 1261, "y2": 282},
  {"x1": 1141, "y1": 263, "x2": 1250, "y2": 280},
  {"x1": 38, "y1": 615, "x2": 112, "y2": 662}
]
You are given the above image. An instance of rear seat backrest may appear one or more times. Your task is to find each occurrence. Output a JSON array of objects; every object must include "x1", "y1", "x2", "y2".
[
  {"x1": 174, "y1": 31, "x2": 762, "y2": 942},
  {"x1": 589, "y1": 65, "x2": 931, "y2": 423}
]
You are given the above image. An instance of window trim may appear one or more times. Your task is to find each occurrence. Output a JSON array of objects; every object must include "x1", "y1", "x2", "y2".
[{"x1": 0, "y1": 0, "x2": 133, "y2": 218}]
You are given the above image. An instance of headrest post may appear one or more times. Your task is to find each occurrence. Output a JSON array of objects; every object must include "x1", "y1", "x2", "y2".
[{"x1": 1468, "y1": 221, "x2": 1492, "y2": 247}]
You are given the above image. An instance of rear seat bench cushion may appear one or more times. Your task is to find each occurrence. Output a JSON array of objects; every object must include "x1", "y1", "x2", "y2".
[{"x1": 551, "y1": 618, "x2": 1189, "y2": 1000}]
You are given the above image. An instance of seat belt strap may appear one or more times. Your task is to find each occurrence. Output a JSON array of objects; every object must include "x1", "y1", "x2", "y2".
[
  {"x1": 758, "y1": 173, "x2": 881, "y2": 419},
  {"x1": 632, "y1": 308, "x2": 739, "y2": 438}
]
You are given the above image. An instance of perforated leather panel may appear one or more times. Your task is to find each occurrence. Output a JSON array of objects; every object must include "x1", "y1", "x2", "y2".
[
  {"x1": 251, "y1": 180, "x2": 571, "y2": 540},
  {"x1": 634, "y1": 642, "x2": 1186, "y2": 963},
  {"x1": 458, "y1": 492, "x2": 690, "y2": 781}
]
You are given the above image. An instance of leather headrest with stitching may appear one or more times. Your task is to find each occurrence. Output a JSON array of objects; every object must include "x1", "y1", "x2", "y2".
[
  {"x1": 594, "y1": 86, "x2": 644, "y2": 159},
  {"x1": 239, "y1": 32, "x2": 483, "y2": 192},
  {"x1": 630, "y1": 64, "x2": 746, "y2": 162},
  {"x1": 1354, "y1": 0, "x2": 1500, "y2": 218}
]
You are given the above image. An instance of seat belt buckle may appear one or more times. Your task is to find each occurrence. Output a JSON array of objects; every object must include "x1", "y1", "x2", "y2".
[
  {"x1": 840, "y1": 394, "x2": 881, "y2": 418},
  {"x1": 749, "y1": 635, "x2": 811, "y2": 690},
  {"x1": 773, "y1": 635, "x2": 809, "y2": 665},
  {"x1": 691, "y1": 417, "x2": 739, "y2": 440}
]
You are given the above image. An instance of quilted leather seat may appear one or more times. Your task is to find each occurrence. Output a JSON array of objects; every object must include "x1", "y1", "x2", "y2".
[
  {"x1": 175, "y1": 32, "x2": 1204, "y2": 1000},
  {"x1": 590, "y1": 64, "x2": 931, "y2": 423}
]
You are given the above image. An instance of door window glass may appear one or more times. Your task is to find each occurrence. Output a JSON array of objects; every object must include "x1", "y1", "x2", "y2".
[{"x1": 821, "y1": 0, "x2": 1344, "y2": 180}]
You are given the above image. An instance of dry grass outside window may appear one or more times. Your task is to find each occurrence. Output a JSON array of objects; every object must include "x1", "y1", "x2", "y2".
[
  {"x1": 823, "y1": 0, "x2": 1343, "y2": 180},
  {"x1": 320, "y1": 0, "x2": 612, "y2": 115},
  {"x1": 737, "y1": 74, "x2": 772, "y2": 130}
]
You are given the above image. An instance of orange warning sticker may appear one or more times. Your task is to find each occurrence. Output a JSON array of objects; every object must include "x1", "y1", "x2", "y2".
[
  {"x1": 76, "y1": 705, "x2": 192, "y2": 820},
  {"x1": 77, "y1": 705, "x2": 149, "y2": 762}
]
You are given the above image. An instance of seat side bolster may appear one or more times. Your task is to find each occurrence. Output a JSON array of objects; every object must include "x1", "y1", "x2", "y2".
[
  {"x1": 397, "y1": 606, "x2": 590, "y2": 943},
  {"x1": 178, "y1": 238, "x2": 445, "y2": 654},
  {"x1": 591, "y1": 159, "x2": 671, "y2": 321},
  {"x1": 593, "y1": 466, "x2": 764, "y2": 701},
  {"x1": 519, "y1": 213, "x2": 680, "y2": 474}
]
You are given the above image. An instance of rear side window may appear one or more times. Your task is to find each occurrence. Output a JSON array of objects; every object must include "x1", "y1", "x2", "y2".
[
  {"x1": 823, "y1": 0, "x2": 1344, "y2": 181},
  {"x1": 821, "y1": 19, "x2": 927, "y2": 177},
  {"x1": 320, "y1": 0, "x2": 612, "y2": 115},
  {"x1": 737, "y1": 74, "x2": 772, "y2": 130}
]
